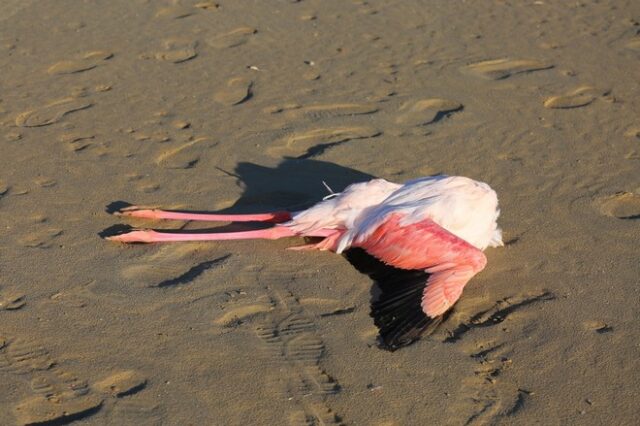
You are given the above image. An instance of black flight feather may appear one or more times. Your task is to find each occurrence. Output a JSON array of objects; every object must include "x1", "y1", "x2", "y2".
[{"x1": 343, "y1": 248, "x2": 449, "y2": 351}]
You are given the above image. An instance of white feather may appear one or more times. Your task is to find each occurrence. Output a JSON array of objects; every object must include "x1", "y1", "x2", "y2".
[
  {"x1": 286, "y1": 178, "x2": 401, "y2": 234},
  {"x1": 334, "y1": 175, "x2": 502, "y2": 253}
]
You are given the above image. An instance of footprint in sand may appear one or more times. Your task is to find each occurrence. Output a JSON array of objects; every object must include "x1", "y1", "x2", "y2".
[
  {"x1": 34, "y1": 177, "x2": 57, "y2": 188},
  {"x1": 47, "y1": 50, "x2": 113, "y2": 75},
  {"x1": 206, "y1": 27, "x2": 257, "y2": 49},
  {"x1": 171, "y1": 120, "x2": 190, "y2": 130},
  {"x1": 2, "y1": 336, "x2": 152, "y2": 425},
  {"x1": 595, "y1": 192, "x2": 640, "y2": 219},
  {"x1": 445, "y1": 294, "x2": 555, "y2": 424},
  {"x1": 0, "y1": 339, "x2": 53, "y2": 374},
  {"x1": 15, "y1": 98, "x2": 92, "y2": 127},
  {"x1": 583, "y1": 320, "x2": 613, "y2": 334},
  {"x1": 194, "y1": 2, "x2": 219, "y2": 11},
  {"x1": 299, "y1": 13, "x2": 318, "y2": 22},
  {"x1": 213, "y1": 303, "x2": 274, "y2": 327},
  {"x1": 445, "y1": 292, "x2": 555, "y2": 343},
  {"x1": 94, "y1": 370, "x2": 148, "y2": 397},
  {"x1": 17, "y1": 369, "x2": 149, "y2": 425},
  {"x1": 153, "y1": 38, "x2": 198, "y2": 63},
  {"x1": 0, "y1": 292, "x2": 26, "y2": 311},
  {"x1": 59, "y1": 132, "x2": 95, "y2": 152},
  {"x1": 303, "y1": 69, "x2": 321, "y2": 81},
  {"x1": 95, "y1": 83, "x2": 112, "y2": 93},
  {"x1": 395, "y1": 98, "x2": 463, "y2": 127},
  {"x1": 49, "y1": 286, "x2": 90, "y2": 309},
  {"x1": 212, "y1": 283, "x2": 343, "y2": 424},
  {"x1": 18, "y1": 228, "x2": 63, "y2": 248},
  {"x1": 131, "y1": 179, "x2": 160, "y2": 193},
  {"x1": 154, "y1": 5, "x2": 194, "y2": 19},
  {"x1": 14, "y1": 393, "x2": 103, "y2": 426},
  {"x1": 155, "y1": 137, "x2": 215, "y2": 169},
  {"x1": 121, "y1": 245, "x2": 229, "y2": 288},
  {"x1": 252, "y1": 290, "x2": 342, "y2": 424},
  {"x1": 213, "y1": 77, "x2": 253, "y2": 106},
  {"x1": 154, "y1": 256, "x2": 230, "y2": 289},
  {"x1": 122, "y1": 262, "x2": 189, "y2": 289},
  {"x1": 543, "y1": 86, "x2": 602, "y2": 109},
  {"x1": 451, "y1": 344, "x2": 527, "y2": 425},
  {"x1": 0, "y1": 338, "x2": 102, "y2": 425},
  {"x1": 207, "y1": 286, "x2": 275, "y2": 330},
  {"x1": 462, "y1": 58, "x2": 553, "y2": 80},
  {"x1": 267, "y1": 126, "x2": 380, "y2": 158},
  {"x1": 94, "y1": 370, "x2": 155, "y2": 425}
]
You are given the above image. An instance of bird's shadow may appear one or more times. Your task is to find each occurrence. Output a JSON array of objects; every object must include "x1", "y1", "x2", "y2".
[
  {"x1": 104, "y1": 157, "x2": 437, "y2": 350},
  {"x1": 220, "y1": 159, "x2": 376, "y2": 212}
]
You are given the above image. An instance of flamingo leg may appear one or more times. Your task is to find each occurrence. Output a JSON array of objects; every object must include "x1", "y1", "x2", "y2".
[
  {"x1": 106, "y1": 226, "x2": 336, "y2": 244},
  {"x1": 114, "y1": 206, "x2": 292, "y2": 223}
]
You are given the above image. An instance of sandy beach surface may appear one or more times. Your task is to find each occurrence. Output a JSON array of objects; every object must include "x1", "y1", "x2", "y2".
[{"x1": 1, "y1": 0, "x2": 639, "y2": 424}]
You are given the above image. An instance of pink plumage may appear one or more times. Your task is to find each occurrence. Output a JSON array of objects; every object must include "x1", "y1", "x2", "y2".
[{"x1": 108, "y1": 174, "x2": 502, "y2": 350}]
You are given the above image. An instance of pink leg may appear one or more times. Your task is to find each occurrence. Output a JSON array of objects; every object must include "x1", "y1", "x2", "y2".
[
  {"x1": 115, "y1": 206, "x2": 292, "y2": 223},
  {"x1": 106, "y1": 226, "x2": 336, "y2": 244}
]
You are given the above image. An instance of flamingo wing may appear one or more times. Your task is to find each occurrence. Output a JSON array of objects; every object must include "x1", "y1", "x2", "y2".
[
  {"x1": 351, "y1": 214, "x2": 487, "y2": 349},
  {"x1": 344, "y1": 248, "x2": 447, "y2": 350}
]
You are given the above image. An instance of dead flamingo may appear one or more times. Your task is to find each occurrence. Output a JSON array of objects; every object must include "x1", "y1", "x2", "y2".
[{"x1": 107, "y1": 175, "x2": 503, "y2": 350}]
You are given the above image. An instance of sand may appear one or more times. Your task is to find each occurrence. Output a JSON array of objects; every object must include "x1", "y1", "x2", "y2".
[{"x1": 1, "y1": 0, "x2": 639, "y2": 424}]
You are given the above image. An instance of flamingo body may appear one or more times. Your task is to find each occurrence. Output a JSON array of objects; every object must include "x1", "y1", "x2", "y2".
[{"x1": 108, "y1": 174, "x2": 502, "y2": 350}]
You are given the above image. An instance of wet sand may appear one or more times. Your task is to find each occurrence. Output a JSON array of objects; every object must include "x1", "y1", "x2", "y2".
[{"x1": 1, "y1": 0, "x2": 639, "y2": 424}]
